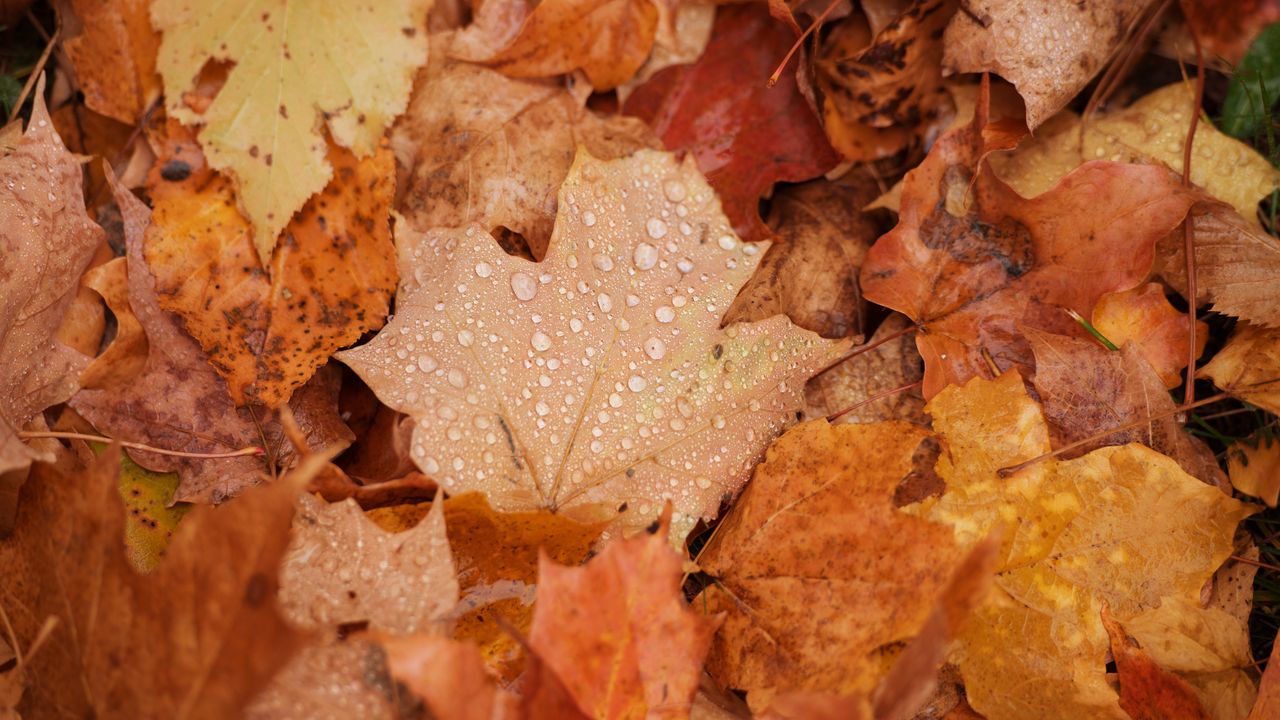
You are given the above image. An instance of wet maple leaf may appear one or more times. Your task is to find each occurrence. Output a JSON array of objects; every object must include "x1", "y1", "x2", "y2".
[
  {"x1": 1252, "y1": 629, "x2": 1280, "y2": 719},
  {"x1": 393, "y1": 43, "x2": 658, "y2": 260},
  {"x1": 942, "y1": 0, "x2": 1158, "y2": 129},
  {"x1": 859, "y1": 82, "x2": 1204, "y2": 397},
  {"x1": 339, "y1": 149, "x2": 844, "y2": 535},
  {"x1": 527, "y1": 513, "x2": 715, "y2": 718},
  {"x1": 623, "y1": 4, "x2": 840, "y2": 242},
  {"x1": 1200, "y1": 323, "x2": 1280, "y2": 415},
  {"x1": 0, "y1": 445, "x2": 307, "y2": 717},
  {"x1": 921, "y1": 371, "x2": 1256, "y2": 720},
  {"x1": 144, "y1": 120, "x2": 397, "y2": 407},
  {"x1": 70, "y1": 180, "x2": 352, "y2": 504},
  {"x1": 0, "y1": 90, "x2": 103, "y2": 477},
  {"x1": 151, "y1": 0, "x2": 430, "y2": 262},
  {"x1": 697, "y1": 419, "x2": 964, "y2": 709}
]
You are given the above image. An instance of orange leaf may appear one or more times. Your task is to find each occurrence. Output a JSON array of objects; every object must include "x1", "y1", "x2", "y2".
[
  {"x1": 1091, "y1": 284, "x2": 1207, "y2": 389},
  {"x1": 1101, "y1": 607, "x2": 1212, "y2": 720}
]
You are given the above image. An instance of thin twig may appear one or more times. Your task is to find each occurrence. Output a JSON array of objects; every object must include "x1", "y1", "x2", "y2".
[
  {"x1": 18, "y1": 431, "x2": 264, "y2": 459},
  {"x1": 815, "y1": 324, "x2": 917, "y2": 377},
  {"x1": 1231, "y1": 554, "x2": 1280, "y2": 573},
  {"x1": 826, "y1": 380, "x2": 923, "y2": 422},
  {"x1": 768, "y1": 0, "x2": 842, "y2": 87},
  {"x1": 1182, "y1": 33, "x2": 1207, "y2": 407}
]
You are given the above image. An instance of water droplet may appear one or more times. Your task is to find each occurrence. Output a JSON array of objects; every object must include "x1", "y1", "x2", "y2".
[
  {"x1": 448, "y1": 369, "x2": 467, "y2": 388},
  {"x1": 583, "y1": 210, "x2": 597, "y2": 226},
  {"x1": 663, "y1": 179, "x2": 687, "y2": 202},
  {"x1": 717, "y1": 235, "x2": 737, "y2": 251},
  {"x1": 597, "y1": 293, "x2": 613, "y2": 313},
  {"x1": 646, "y1": 218, "x2": 668, "y2": 240},
  {"x1": 655, "y1": 306, "x2": 675, "y2": 323},
  {"x1": 418, "y1": 355, "x2": 438, "y2": 373},
  {"x1": 531, "y1": 331, "x2": 552, "y2": 352},
  {"x1": 644, "y1": 337, "x2": 666, "y2": 360},
  {"x1": 676, "y1": 258, "x2": 694, "y2": 274},
  {"x1": 628, "y1": 375, "x2": 647, "y2": 392},
  {"x1": 511, "y1": 272, "x2": 538, "y2": 301},
  {"x1": 536, "y1": 401, "x2": 551, "y2": 416},
  {"x1": 609, "y1": 393, "x2": 623, "y2": 408},
  {"x1": 474, "y1": 262, "x2": 493, "y2": 278},
  {"x1": 633, "y1": 243, "x2": 659, "y2": 270},
  {"x1": 423, "y1": 457, "x2": 440, "y2": 473},
  {"x1": 457, "y1": 330, "x2": 475, "y2": 347},
  {"x1": 592, "y1": 253, "x2": 614, "y2": 272}
]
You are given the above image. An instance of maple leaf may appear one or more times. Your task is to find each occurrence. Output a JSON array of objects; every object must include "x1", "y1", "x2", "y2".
[
  {"x1": 454, "y1": 0, "x2": 658, "y2": 90},
  {"x1": 622, "y1": 4, "x2": 840, "y2": 242},
  {"x1": 151, "y1": 0, "x2": 431, "y2": 262},
  {"x1": 1229, "y1": 435, "x2": 1280, "y2": 506},
  {"x1": 722, "y1": 175, "x2": 878, "y2": 339},
  {"x1": 0, "y1": 445, "x2": 306, "y2": 717},
  {"x1": 0, "y1": 88, "x2": 103, "y2": 477},
  {"x1": 1090, "y1": 283, "x2": 1207, "y2": 389},
  {"x1": 859, "y1": 82, "x2": 1204, "y2": 397},
  {"x1": 394, "y1": 42, "x2": 658, "y2": 260},
  {"x1": 1026, "y1": 328, "x2": 1225, "y2": 487},
  {"x1": 143, "y1": 120, "x2": 397, "y2": 407},
  {"x1": 920, "y1": 371, "x2": 1256, "y2": 720},
  {"x1": 1101, "y1": 607, "x2": 1213, "y2": 720},
  {"x1": 527, "y1": 512, "x2": 716, "y2": 718},
  {"x1": 70, "y1": 180, "x2": 353, "y2": 504},
  {"x1": 338, "y1": 149, "x2": 844, "y2": 535},
  {"x1": 942, "y1": 0, "x2": 1158, "y2": 129},
  {"x1": 60, "y1": 0, "x2": 160, "y2": 124},
  {"x1": 696, "y1": 419, "x2": 965, "y2": 709},
  {"x1": 1199, "y1": 323, "x2": 1280, "y2": 415}
]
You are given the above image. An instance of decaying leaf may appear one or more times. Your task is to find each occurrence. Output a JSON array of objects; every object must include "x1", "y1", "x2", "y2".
[
  {"x1": 1101, "y1": 607, "x2": 1213, "y2": 720},
  {"x1": 623, "y1": 4, "x2": 840, "y2": 242},
  {"x1": 382, "y1": 633, "x2": 518, "y2": 719},
  {"x1": 528, "y1": 512, "x2": 716, "y2": 718},
  {"x1": 1200, "y1": 323, "x2": 1280, "y2": 415},
  {"x1": 0, "y1": 90, "x2": 103, "y2": 477},
  {"x1": 144, "y1": 120, "x2": 397, "y2": 407},
  {"x1": 1181, "y1": 0, "x2": 1280, "y2": 65},
  {"x1": 151, "y1": 0, "x2": 431, "y2": 261},
  {"x1": 59, "y1": 0, "x2": 161, "y2": 123},
  {"x1": 1, "y1": 445, "x2": 307, "y2": 717},
  {"x1": 1091, "y1": 283, "x2": 1206, "y2": 389},
  {"x1": 278, "y1": 495, "x2": 457, "y2": 634},
  {"x1": 942, "y1": 0, "x2": 1158, "y2": 128},
  {"x1": 921, "y1": 371, "x2": 1256, "y2": 720},
  {"x1": 802, "y1": 314, "x2": 927, "y2": 426},
  {"x1": 70, "y1": 180, "x2": 353, "y2": 504},
  {"x1": 110, "y1": 447, "x2": 190, "y2": 572},
  {"x1": 338, "y1": 149, "x2": 844, "y2": 535},
  {"x1": 393, "y1": 43, "x2": 658, "y2": 260},
  {"x1": 697, "y1": 420, "x2": 963, "y2": 709},
  {"x1": 1229, "y1": 435, "x2": 1280, "y2": 507},
  {"x1": 1252, "y1": 627, "x2": 1280, "y2": 720}
]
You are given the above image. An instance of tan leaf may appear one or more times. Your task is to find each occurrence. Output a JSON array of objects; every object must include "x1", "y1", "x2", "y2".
[
  {"x1": 723, "y1": 175, "x2": 878, "y2": 339},
  {"x1": 338, "y1": 149, "x2": 845, "y2": 535},
  {"x1": 382, "y1": 633, "x2": 518, "y2": 720},
  {"x1": 151, "y1": 0, "x2": 431, "y2": 261},
  {"x1": 1228, "y1": 435, "x2": 1280, "y2": 506},
  {"x1": 1200, "y1": 323, "x2": 1280, "y2": 415},
  {"x1": 0, "y1": 88, "x2": 103, "y2": 476},
  {"x1": 528, "y1": 513, "x2": 716, "y2": 718},
  {"x1": 1251, "y1": 627, "x2": 1280, "y2": 720},
  {"x1": 2, "y1": 445, "x2": 307, "y2": 717},
  {"x1": 245, "y1": 638, "x2": 401, "y2": 720},
  {"x1": 942, "y1": 0, "x2": 1157, "y2": 129},
  {"x1": 802, "y1": 314, "x2": 927, "y2": 426},
  {"x1": 393, "y1": 43, "x2": 657, "y2": 260}
]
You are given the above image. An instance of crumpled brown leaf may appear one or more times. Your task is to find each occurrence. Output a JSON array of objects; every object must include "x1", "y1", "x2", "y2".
[
  {"x1": 1, "y1": 444, "x2": 307, "y2": 718},
  {"x1": 802, "y1": 314, "x2": 927, "y2": 426},
  {"x1": 0, "y1": 89, "x2": 103, "y2": 477},
  {"x1": 70, "y1": 180, "x2": 352, "y2": 504},
  {"x1": 394, "y1": 42, "x2": 657, "y2": 260}
]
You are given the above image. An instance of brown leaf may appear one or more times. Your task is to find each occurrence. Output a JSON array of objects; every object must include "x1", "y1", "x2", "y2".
[
  {"x1": 1200, "y1": 323, "x2": 1280, "y2": 415},
  {"x1": 698, "y1": 419, "x2": 963, "y2": 709},
  {"x1": 144, "y1": 120, "x2": 397, "y2": 408},
  {"x1": 245, "y1": 638, "x2": 402, "y2": 720},
  {"x1": 338, "y1": 149, "x2": 844, "y2": 535},
  {"x1": 723, "y1": 175, "x2": 879, "y2": 339},
  {"x1": 942, "y1": 0, "x2": 1158, "y2": 128},
  {"x1": 278, "y1": 495, "x2": 458, "y2": 634},
  {"x1": 394, "y1": 43, "x2": 657, "y2": 260},
  {"x1": 1102, "y1": 607, "x2": 1212, "y2": 720},
  {"x1": 528, "y1": 512, "x2": 716, "y2": 718},
  {"x1": 0, "y1": 89, "x2": 103, "y2": 477},
  {"x1": 58, "y1": 0, "x2": 161, "y2": 123},
  {"x1": 2, "y1": 445, "x2": 306, "y2": 717},
  {"x1": 802, "y1": 313, "x2": 927, "y2": 426},
  {"x1": 70, "y1": 180, "x2": 352, "y2": 504},
  {"x1": 1026, "y1": 328, "x2": 1226, "y2": 489},
  {"x1": 1180, "y1": 0, "x2": 1280, "y2": 65}
]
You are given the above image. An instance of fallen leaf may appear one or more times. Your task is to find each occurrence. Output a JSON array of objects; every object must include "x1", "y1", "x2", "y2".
[
  {"x1": 245, "y1": 637, "x2": 401, "y2": 720},
  {"x1": 456, "y1": 0, "x2": 658, "y2": 90},
  {"x1": 58, "y1": 0, "x2": 161, "y2": 123},
  {"x1": 0, "y1": 88, "x2": 103, "y2": 477},
  {"x1": 723, "y1": 175, "x2": 878, "y2": 338},
  {"x1": 1091, "y1": 283, "x2": 1207, "y2": 389},
  {"x1": 278, "y1": 495, "x2": 457, "y2": 634},
  {"x1": 1200, "y1": 323, "x2": 1280, "y2": 415},
  {"x1": 942, "y1": 0, "x2": 1158, "y2": 128},
  {"x1": 859, "y1": 81, "x2": 1204, "y2": 397},
  {"x1": 617, "y1": 1, "x2": 715, "y2": 101},
  {"x1": 697, "y1": 419, "x2": 963, "y2": 709},
  {"x1": 1251, "y1": 627, "x2": 1280, "y2": 720},
  {"x1": 144, "y1": 120, "x2": 397, "y2": 407},
  {"x1": 802, "y1": 314, "x2": 927, "y2": 426},
  {"x1": 1101, "y1": 607, "x2": 1213, "y2": 720},
  {"x1": 921, "y1": 371, "x2": 1256, "y2": 720},
  {"x1": 1180, "y1": 0, "x2": 1280, "y2": 65},
  {"x1": 70, "y1": 180, "x2": 353, "y2": 504},
  {"x1": 1228, "y1": 435, "x2": 1280, "y2": 506},
  {"x1": 109, "y1": 446, "x2": 190, "y2": 572},
  {"x1": 1, "y1": 444, "x2": 307, "y2": 717},
  {"x1": 528, "y1": 512, "x2": 716, "y2": 718},
  {"x1": 151, "y1": 0, "x2": 431, "y2": 261},
  {"x1": 1026, "y1": 328, "x2": 1225, "y2": 488},
  {"x1": 338, "y1": 149, "x2": 844, "y2": 535},
  {"x1": 79, "y1": 257, "x2": 148, "y2": 389},
  {"x1": 382, "y1": 633, "x2": 518, "y2": 720},
  {"x1": 623, "y1": 4, "x2": 840, "y2": 242},
  {"x1": 393, "y1": 43, "x2": 657, "y2": 260}
]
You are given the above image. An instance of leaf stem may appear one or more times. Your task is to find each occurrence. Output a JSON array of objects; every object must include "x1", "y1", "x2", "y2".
[
  {"x1": 815, "y1": 323, "x2": 917, "y2": 377},
  {"x1": 1182, "y1": 32, "x2": 1206, "y2": 407},
  {"x1": 826, "y1": 380, "x2": 923, "y2": 422},
  {"x1": 767, "y1": 0, "x2": 841, "y2": 87},
  {"x1": 18, "y1": 431, "x2": 264, "y2": 459}
]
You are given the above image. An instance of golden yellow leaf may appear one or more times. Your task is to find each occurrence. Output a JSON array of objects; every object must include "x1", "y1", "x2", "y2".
[
  {"x1": 151, "y1": 0, "x2": 431, "y2": 262},
  {"x1": 1228, "y1": 436, "x2": 1280, "y2": 507},
  {"x1": 1200, "y1": 323, "x2": 1280, "y2": 415}
]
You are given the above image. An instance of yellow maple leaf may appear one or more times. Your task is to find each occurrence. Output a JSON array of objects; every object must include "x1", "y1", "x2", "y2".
[
  {"x1": 151, "y1": 0, "x2": 431, "y2": 263},
  {"x1": 920, "y1": 371, "x2": 1257, "y2": 720}
]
